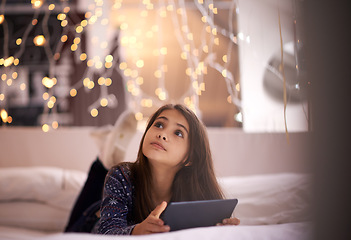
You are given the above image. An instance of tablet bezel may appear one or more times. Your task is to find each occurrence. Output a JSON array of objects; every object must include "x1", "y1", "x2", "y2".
[{"x1": 160, "y1": 198, "x2": 238, "y2": 231}]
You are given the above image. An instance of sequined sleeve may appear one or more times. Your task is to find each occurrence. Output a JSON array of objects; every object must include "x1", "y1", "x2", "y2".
[{"x1": 94, "y1": 163, "x2": 135, "y2": 235}]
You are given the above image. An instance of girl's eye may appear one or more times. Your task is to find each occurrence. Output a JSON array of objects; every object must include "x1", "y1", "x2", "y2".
[
  {"x1": 175, "y1": 130, "x2": 184, "y2": 138},
  {"x1": 154, "y1": 122, "x2": 163, "y2": 128}
]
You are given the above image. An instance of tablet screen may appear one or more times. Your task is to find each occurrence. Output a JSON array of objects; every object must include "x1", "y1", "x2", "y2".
[{"x1": 160, "y1": 198, "x2": 238, "y2": 231}]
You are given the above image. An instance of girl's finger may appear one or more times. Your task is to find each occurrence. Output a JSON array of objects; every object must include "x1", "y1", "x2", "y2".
[
  {"x1": 146, "y1": 221, "x2": 170, "y2": 233},
  {"x1": 151, "y1": 201, "x2": 168, "y2": 218},
  {"x1": 222, "y1": 217, "x2": 240, "y2": 225}
]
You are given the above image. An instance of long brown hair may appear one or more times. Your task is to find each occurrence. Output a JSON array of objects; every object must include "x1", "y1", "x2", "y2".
[{"x1": 131, "y1": 104, "x2": 223, "y2": 222}]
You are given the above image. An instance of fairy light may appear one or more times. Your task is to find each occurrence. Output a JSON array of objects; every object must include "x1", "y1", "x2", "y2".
[
  {"x1": 42, "y1": 77, "x2": 57, "y2": 88},
  {"x1": 48, "y1": 4, "x2": 55, "y2": 11},
  {"x1": 42, "y1": 92, "x2": 49, "y2": 100},
  {"x1": 33, "y1": 35, "x2": 46, "y2": 46},
  {"x1": 16, "y1": 38, "x2": 22, "y2": 45},
  {"x1": 98, "y1": 77, "x2": 105, "y2": 85},
  {"x1": 0, "y1": 15, "x2": 4, "y2": 24},
  {"x1": 0, "y1": 0, "x2": 244, "y2": 127},
  {"x1": 42, "y1": 124, "x2": 49, "y2": 132},
  {"x1": 1, "y1": 109, "x2": 8, "y2": 122},
  {"x1": 3, "y1": 57, "x2": 14, "y2": 67},
  {"x1": 105, "y1": 78, "x2": 112, "y2": 86},
  {"x1": 31, "y1": 0, "x2": 43, "y2": 9},
  {"x1": 136, "y1": 60, "x2": 144, "y2": 68},
  {"x1": 90, "y1": 108, "x2": 98, "y2": 117},
  {"x1": 135, "y1": 112, "x2": 143, "y2": 121},
  {"x1": 70, "y1": 88, "x2": 77, "y2": 97},
  {"x1": 80, "y1": 53, "x2": 87, "y2": 61},
  {"x1": 52, "y1": 121, "x2": 59, "y2": 129},
  {"x1": 100, "y1": 98, "x2": 108, "y2": 107}
]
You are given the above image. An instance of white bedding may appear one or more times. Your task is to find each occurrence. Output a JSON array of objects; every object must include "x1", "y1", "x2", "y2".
[
  {"x1": 0, "y1": 222, "x2": 313, "y2": 240},
  {"x1": 0, "y1": 166, "x2": 313, "y2": 240}
]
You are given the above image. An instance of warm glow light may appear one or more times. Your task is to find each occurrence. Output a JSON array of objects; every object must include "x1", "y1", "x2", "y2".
[
  {"x1": 70, "y1": 88, "x2": 77, "y2": 97},
  {"x1": 33, "y1": 35, "x2": 46, "y2": 46},
  {"x1": 16, "y1": 38, "x2": 22, "y2": 45},
  {"x1": 76, "y1": 26, "x2": 83, "y2": 33},
  {"x1": 47, "y1": 100, "x2": 54, "y2": 108},
  {"x1": 42, "y1": 124, "x2": 49, "y2": 132},
  {"x1": 6, "y1": 116, "x2": 12, "y2": 123},
  {"x1": 235, "y1": 83, "x2": 240, "y2": 91},
  {"x1": 42, "y1": 77, "x2": 57, "y2": 88},
  {"x1": 71, "y1": 44, "x2": 78, "y2": 51},
  {"x1": 48, "y1": 4, "x2": 55, "y2": 10},
  {"x1": 91, "y1": 108, "x2": 98, "y2": 117},
  {"x1": 0, "y1": 94, "x2": 4, "y2": 101},
  {"x1": 81, "y1": 20, "x2": 88, "y2": 27},
  {"x1": 31, "y1": 0, "x2": 43, "y2": 9},
  {"x1": 135, "y1": 112, "x2": 143, "y2": 121},
  {"x1": 73, "y1": 37, "x2": 81, "y2": 45},
  {"x1": 14, "y1": 58, "x2": 19, "y2": 66},
  {"x1": 222, "y1": 69, "x2": 227, "y2": 77},
  {"x1": 136, "y1": 60, "x2": 144, "y2": 68},
  {"x1": 61, "y1": 20, "x2": 68, "y2": 27},
  {"x1": 57, "y1": 13, "x2": 66, "y2": 21},
  {"x1": 98, "y1": 77, "x2": 105, "y2": 85},
  {"x1": 4, "y1": 57, "x2": 14, "y2": 67},
  {"x1": 61, "y1": 35, "x2": 68, "y2": 42},
  {"x1": 42, "y1": 92, "x2": 49, "y2": 100},
  {"x1": 105, "y1": 55, "x2": 113, "y2": 62},
  {"x1": 222, "y1": 55, "x2": 228, "y2": 63},
  {"x1": 100, "y1": 98, "x2": 108, "y2": 107},
  {"x1": 105, "y1": 62, "x2": 113, "y2": 68},
  {"x1": 105, "y1": 78, "x2": 112, "y2": 86},
  {"x1": 159, "y1": 91, "x2": 166, "y2": 101},
  {"x1": 52, "y1": 121, "x2": 59, "y2": 129},
  {"x1": 54, "y1": 53, "x2": 60, "y2": 60},
  {"x1": 0, "y1": 15, "x2": 4, "y2": 24},
  {"x1": 20, "y1": 83, "x2": 26, "y2": 91},
  {"x1": 63, "y1": 7, "x2": 70, "y2": 13},
  {"x1": 87, "y1": 81, "x2": 95, "y2": 89},
  {"x1": 80, "y1": 53, "x2": 87, "y2": 61},
  {"x1": 136, "y1": 77, "x2": 144, "y2": 85},
  {"x1": 1, "y1": 109, "x2": 8, "y2": 122},
  {"x1": 160, "y1": 47, "x2": 167, "y2": 55}
]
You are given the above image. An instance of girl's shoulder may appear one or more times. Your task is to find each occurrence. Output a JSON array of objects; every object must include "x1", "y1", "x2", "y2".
[{"x1": 108, "y1": 162, "x2": 134, "y2": 182}]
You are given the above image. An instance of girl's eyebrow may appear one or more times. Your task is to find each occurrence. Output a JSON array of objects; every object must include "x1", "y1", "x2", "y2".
[{"x1": 156, "y1": 116, "x2": 189, "y2": 134}]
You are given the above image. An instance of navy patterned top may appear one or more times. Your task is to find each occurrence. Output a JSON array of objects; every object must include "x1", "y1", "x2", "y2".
[{"x1": 93, "y1": 162, "x2": 136, "y2": 235}]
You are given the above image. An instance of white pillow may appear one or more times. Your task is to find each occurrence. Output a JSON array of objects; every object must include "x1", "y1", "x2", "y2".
[
  {"x1": 0, "y1": 167, "x2": 87, "y2": 211},
  {"x1": 218, "y1": 173, "x2": 313, "y2": 225},
  {"x1": 0, "y1": 201, "x2": 70, "y2": 232}
]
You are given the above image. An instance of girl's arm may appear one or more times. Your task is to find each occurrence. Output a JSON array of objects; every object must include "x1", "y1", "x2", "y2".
[{"x1": 94, "y1": 165, "x2": 135, "y2": 235}]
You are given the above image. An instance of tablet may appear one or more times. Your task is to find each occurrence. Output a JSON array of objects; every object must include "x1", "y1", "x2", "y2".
[{"x1": 160, "y1": 198, "x2": 238, "y2": 231}]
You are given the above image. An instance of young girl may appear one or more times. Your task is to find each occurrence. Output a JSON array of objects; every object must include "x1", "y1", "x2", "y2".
[{"x1": 66, "y1": 104, "x2": 239, "y2": 235}]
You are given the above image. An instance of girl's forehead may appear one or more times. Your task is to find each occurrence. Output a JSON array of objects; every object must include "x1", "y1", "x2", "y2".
[{"x1": 157, "y1": 109, "x2": 189, "y2": 130}]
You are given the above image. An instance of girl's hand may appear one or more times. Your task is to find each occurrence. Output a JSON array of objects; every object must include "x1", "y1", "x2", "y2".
[
  {"x1": 132, "y1": 201, "x2": 170, "y2": 235},
  {"x1": 217, "y1": 217, "x2": 240, "y2": 226}
]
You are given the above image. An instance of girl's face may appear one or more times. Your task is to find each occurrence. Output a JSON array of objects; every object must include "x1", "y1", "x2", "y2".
[{"x1": 142, "y1": 109, "x2": 190, "y2": 171}]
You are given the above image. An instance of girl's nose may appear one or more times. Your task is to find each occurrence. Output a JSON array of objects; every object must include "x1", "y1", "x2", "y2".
[{"x1": 158, "y1": 134, "x2": 167, "y2": 141}]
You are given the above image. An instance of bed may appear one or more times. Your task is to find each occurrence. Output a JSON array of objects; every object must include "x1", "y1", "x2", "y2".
[{"x1": 0, "y1": 127, "x2": 313, "y2": 240}]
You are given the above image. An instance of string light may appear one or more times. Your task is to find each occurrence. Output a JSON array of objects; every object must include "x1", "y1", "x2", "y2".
[
  {"x1": 31, "y1": 0, "x2": 44, "y2": 9},
  {"x1": 0, "y1": 0, "x2": 243, "y2": 131},
  {"x1": 33, "y1": 35, "x2": 46, "y2": 46}
]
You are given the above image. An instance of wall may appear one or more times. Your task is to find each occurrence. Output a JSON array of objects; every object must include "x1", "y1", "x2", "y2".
[{"x1": 237, "y1": 0, "x2": 309, "y2": 132}]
